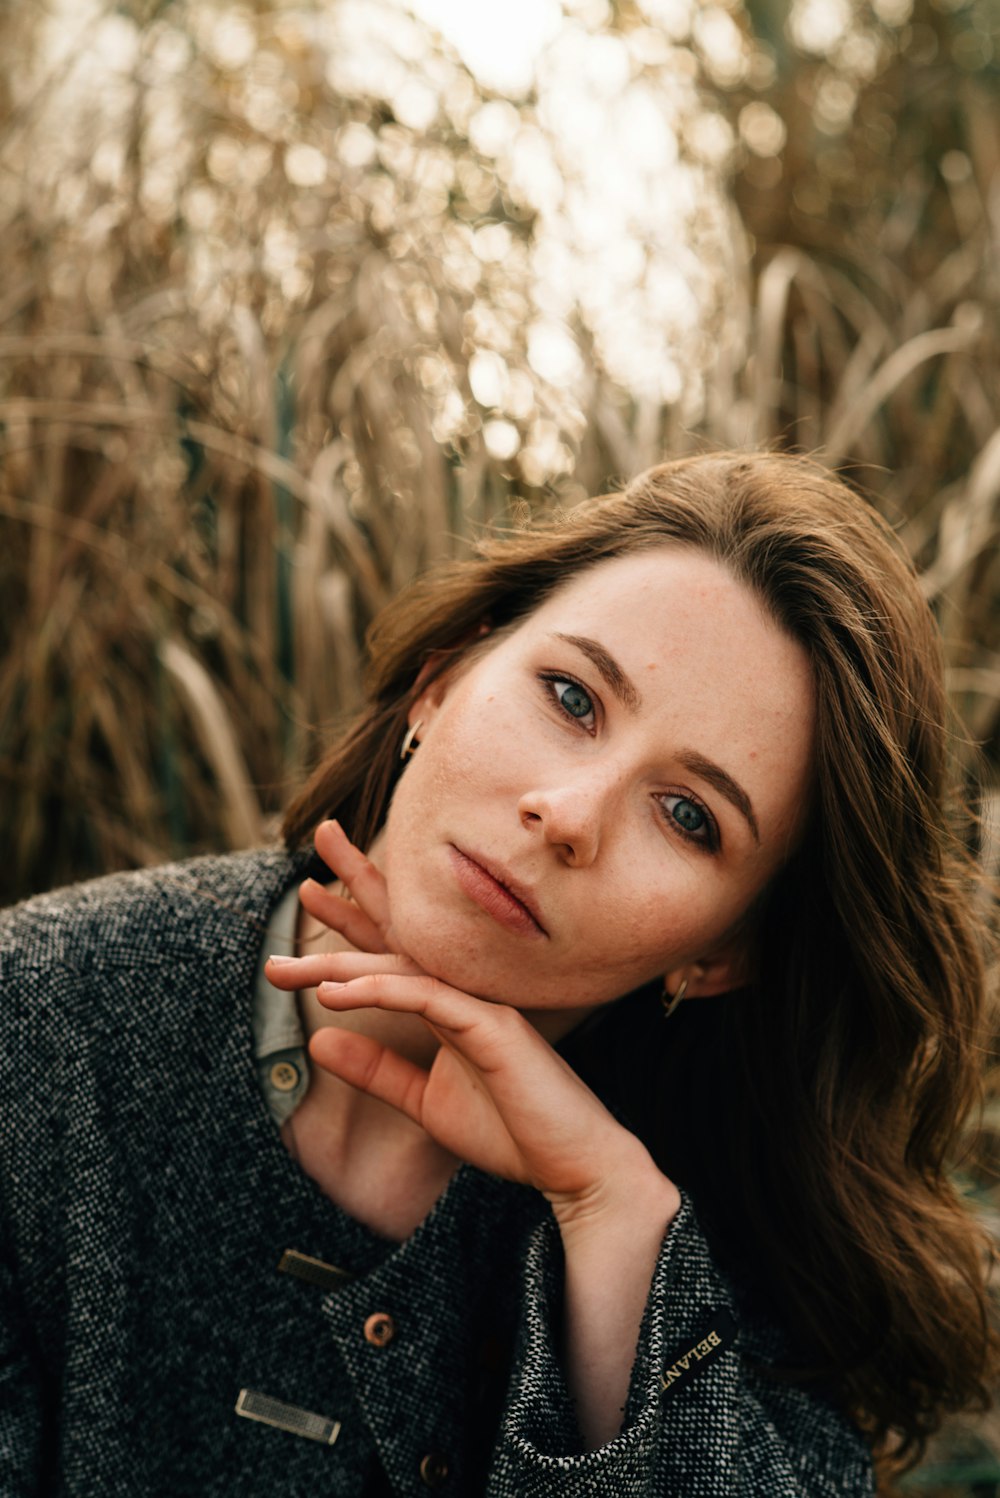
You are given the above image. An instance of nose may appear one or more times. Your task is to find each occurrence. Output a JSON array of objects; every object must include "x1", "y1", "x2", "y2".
[{"x1": 517, "y1": 768, "x2": 623, "y2": 866}]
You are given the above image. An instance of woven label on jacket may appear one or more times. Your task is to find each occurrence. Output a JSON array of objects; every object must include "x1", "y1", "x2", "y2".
[{"x1": 659, "y1": 1307, "x2": 739, "y2": 1397}]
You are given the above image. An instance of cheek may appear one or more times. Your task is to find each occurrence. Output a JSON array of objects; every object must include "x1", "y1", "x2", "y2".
[
  {"x1": 540, "y1": 873, "x2": 684, "y2": 991},
  {"x1": 598, "y1": 904, "x2": 688, "y2": 983},
  {"x1": 421, "y1": 688, "x2": 538, "y2": 799},
  {"x1": 592, "y1": 867, "x2": 752, "y2": 981}
]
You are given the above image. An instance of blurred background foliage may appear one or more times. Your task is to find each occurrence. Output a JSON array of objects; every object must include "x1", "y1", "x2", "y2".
[{"x1": 1, "y1": 1, "x2": 998, "y2": 1484}]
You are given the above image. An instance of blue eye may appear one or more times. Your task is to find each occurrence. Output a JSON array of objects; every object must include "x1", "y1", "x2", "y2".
[
  {"x1": 661, "y1": 793, "x2": 717, "y2": 850},
  {"x1": 539, "y1": 673, "x2": 597, "y2": 730},
  {"x1": 671, "y1": 797, "x2": 705, "y2": 834},
  {"x1": 556, "y1": 681, "x2": 593, "y2": 719}
]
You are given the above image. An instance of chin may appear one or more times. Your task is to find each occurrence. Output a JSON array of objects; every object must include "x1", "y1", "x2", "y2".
[
  {"x1": 394, "y1": 910, "x2": 549, "y2": 1006},
  {"x1": 390, "y1": 899, "x2": 494, "y2": 993},
  {"x1": 390, "y1": 909, "x2": 597, "y2": 1009}
]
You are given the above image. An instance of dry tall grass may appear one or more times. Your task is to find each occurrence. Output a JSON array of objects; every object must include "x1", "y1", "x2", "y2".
[
  {"x1": 0, "y1": 0, "x2": 742, "y2": 901},
  {"x1": 2, "y1": 0, "x2": 1000, "y2": 1489},
  {"x1": 0, "y1": 0, "x2": 545, "y2": 896},
  {"x1": 3, "y1": 2, "x2": 996, "y2": 910}
]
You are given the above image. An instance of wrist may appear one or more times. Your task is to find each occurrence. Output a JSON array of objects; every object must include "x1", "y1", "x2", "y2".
[{"x1": 547, "y1": 1140, "x2": 681, "y2": 1245}]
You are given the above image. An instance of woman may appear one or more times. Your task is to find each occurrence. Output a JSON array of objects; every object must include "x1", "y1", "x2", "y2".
[{"x1": 0, "y1": 451, "x2": 993, "y2": 1496}]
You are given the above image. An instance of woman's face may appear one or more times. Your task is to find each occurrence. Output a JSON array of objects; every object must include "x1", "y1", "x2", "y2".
[{"x1": 380, "y1": 546, "x2": 815, "y2": 1015}]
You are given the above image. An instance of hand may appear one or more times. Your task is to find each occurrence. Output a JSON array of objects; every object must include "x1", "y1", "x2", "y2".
[
  {"x1": 267, "y1": 822, "x2": 670, "y2": 1223},
  {"x1": 279, "y1": 823, "x2": 681, "y2": 1450},
  {"x1": 297, "y1": 818, "x2": 399, "y2": 955}
]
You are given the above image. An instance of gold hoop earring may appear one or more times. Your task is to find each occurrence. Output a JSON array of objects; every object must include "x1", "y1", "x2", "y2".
[
  {"x1": 660, "y1": 976, "x2": 689, "y2": 1020},
  {"x1": 400, "y1": 721, "x2": 423, "y2": 761}
]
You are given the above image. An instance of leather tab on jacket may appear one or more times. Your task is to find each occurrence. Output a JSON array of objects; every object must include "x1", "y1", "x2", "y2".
[
  {"x1": 235, "y1": 1388, "x2": 342, "y2": 1444},
  {"x1": 278, "y1": 1248, "x2": 355, "y2": 1291}
]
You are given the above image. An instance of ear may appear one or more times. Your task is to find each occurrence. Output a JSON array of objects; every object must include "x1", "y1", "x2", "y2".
[
  {"x1": 407, "y1": 625, "x2": 492, "y2": 734},
  {"x1": 664, "y1": 925, "x2": 754, "y2": 1002},
  {"x1": 408, "y1": 659, "x2": 453, "y2": 735}
]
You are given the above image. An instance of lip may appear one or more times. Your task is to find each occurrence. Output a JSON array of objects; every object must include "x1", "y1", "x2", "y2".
[{"x1": 447, "y1": 845, "x2": 548, "y2": 939}]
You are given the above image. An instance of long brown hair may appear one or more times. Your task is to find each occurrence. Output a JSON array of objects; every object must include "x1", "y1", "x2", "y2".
[{"x1": 282, "y1": 451, "x2": 996, "y2": 1468}]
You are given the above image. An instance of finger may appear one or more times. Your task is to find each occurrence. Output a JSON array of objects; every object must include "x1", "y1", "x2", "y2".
[
  {"x1": 299, "y1": 878, "x2": 386, "y2": 954},
  {"x1": 314, "y1": 821, "x2": 392, "y2": 935},
  {"x1": 315, "y1": 972, "x2": 527, "y2": 1071},
  {"x1": 310, "y1": 1027, "x2": 520, "y2": 1179},
  {"x1": 264, "y1": 950, "x2": 420, "y2": 991},
  {"x1": 316, "y1": 974, "x2": 609, "y2": 1159},
  {"x1": 309, "y1": 1027, "x2": 429, "y2": 1126}
]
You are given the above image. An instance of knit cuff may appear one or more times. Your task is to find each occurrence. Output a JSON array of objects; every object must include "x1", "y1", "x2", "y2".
[{"x1": 489, "y1": 1192, "x2": 743, "y2": 1493}]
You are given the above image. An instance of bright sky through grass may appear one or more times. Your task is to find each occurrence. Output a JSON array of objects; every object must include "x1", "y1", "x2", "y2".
[
  {"x1": 24, "y1": 0, "x2": 748, "y2": 436},
  {"x1": 404, "y1": 0, "x2": 746, "y2": 422},
  {"x1": 406, "y1": 0, "x2": 563, "y2": 93}
]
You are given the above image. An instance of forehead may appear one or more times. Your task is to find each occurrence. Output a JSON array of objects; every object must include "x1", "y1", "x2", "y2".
[
  {"x1": 524, "y1": 545, "x2": 806, "y2": 688},
  {"x1": 527, "y1": 545, "x2": 778, "y2": 641}
]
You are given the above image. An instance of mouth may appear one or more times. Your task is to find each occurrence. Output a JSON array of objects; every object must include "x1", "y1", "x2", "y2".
[{"x1": 447, "y1": 846, "x2": 548, "y2": 939}]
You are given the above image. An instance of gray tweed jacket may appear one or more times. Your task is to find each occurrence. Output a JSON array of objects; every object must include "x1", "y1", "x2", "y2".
[{"x1": 0, "y1": 848, "x2": 874, "y2": 1496}]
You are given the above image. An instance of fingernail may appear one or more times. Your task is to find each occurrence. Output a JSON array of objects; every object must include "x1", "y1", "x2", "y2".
[
  {"x1": 318, "y1": 981, "x2": 346, "y2": 995},
  {"x1": 267, "y1": 954, "x2": 295, "y2": 965}
]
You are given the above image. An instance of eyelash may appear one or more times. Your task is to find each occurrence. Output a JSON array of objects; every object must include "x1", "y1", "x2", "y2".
[
  {"x1": 535, "y1": 671, "x2": 721, "y2": 853},
  {"x1": 538, "y1": 670, "x2": 598, "y2": 733},
  {"x1": 657, "y1": 793, "x2": 720, "y2": 854}
]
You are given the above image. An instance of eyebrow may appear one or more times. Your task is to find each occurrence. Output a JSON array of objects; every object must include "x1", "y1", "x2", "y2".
[
  {"x1": 552, "y1": 631, "x2": 761, "y2": 846},
  {"x1": 677, "y1": 751, "x2": 760, "y2": 846},
  {"x1": 553, "y1": 633, "x2": 642, "y2": 712}
]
